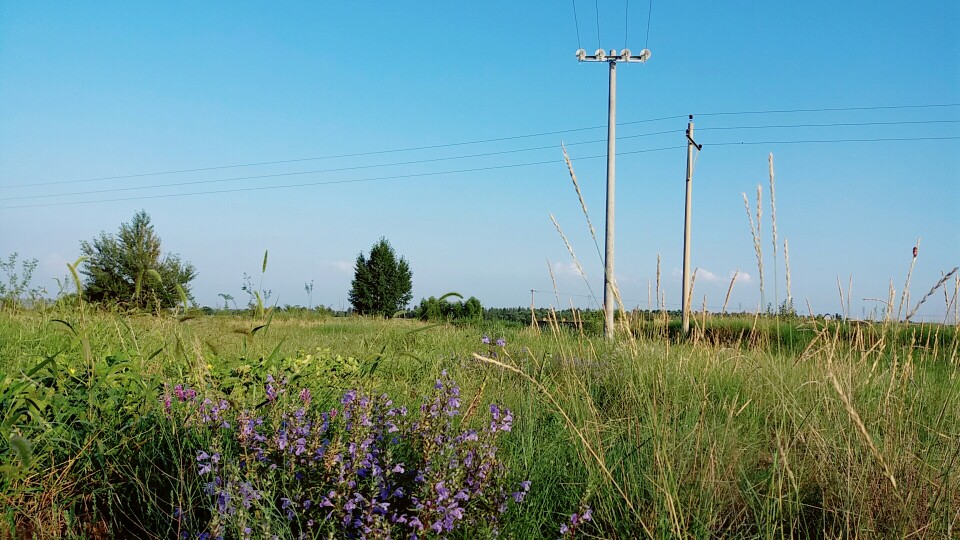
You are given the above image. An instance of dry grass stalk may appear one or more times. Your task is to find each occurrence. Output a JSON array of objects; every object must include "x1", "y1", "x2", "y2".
[
  {"x1": 461, "y1": 379, "x2": 487, "y2": 423},
  {"x1": 784, "y1": 238, "x2": 792, "y2": 306},
  {"x1": 886, "y1": 279, "x2": 896, "y2": 322},
  {"x1": 547, "y1": 258, "x2": 561, "y2": 308},
  {"x1": 610, "y1": 280, "x2": 639, "y2": 349},
  {"x1": 943, "y1": 270, "x2": 951, "y2": 308},
  {"x1": 647, "y1": 278, "x2": 652, "y2": 312},
  {"x1": 768, "y1": 154, "x2": 781, "y2": 313},
  {"x1": 568, "y1": 298, "x2": 584, "y2": 336},
  {"x1": 847, "y1": 275, "x2": 853, "y2": 320},
  {"x1": 953, "y1": 274, "x2": 960, "y2": 324},
  {"x1": 546, "y1": 307, "x2": 563, "y2": 338},
  {"x1": 743, "y1": 191, "x2": 765, "y2": 307},
  {"x1": 549, "y1": 213, "x2": 598, "y2": 305},
  {"x1": 905, "y1": 266, "x2": 959, "y2": 322},
  {"x1": 756, "y1": 185, "x2": 765, "y2": 306},
  {"x1": 700, "y1": 294, "x2": 708, "y2": 339},
  {"x1": 561, "y1": 143, "x2": 603, "y2": 266},
  {"x1": 896, "y1": 237, "x2": 921, "y2": 320},
  {"x1": 529, "y1": 289, "x2": 539, "y2": 333},
  {"x1": 685, "y1": 268, "x2": 699, "y2": 317},
  {"x1": 722, "y1": 271, "x2": 739, "y2": 314},
  {"x1": 836, "y1": 276, "x2": 846, "y2": 320},
  {"x1": 827, "y1": 366, "x2": 899, "y2": 492},
  {"x1": 656, "y1": 254, "x2": 662, "y2": 311},
  {"x1": 471, "y1": 353, "x2": 637, "y2": 516},
  {"x1": 768, "y1": 154, "x2": 778, "y2": 258}
]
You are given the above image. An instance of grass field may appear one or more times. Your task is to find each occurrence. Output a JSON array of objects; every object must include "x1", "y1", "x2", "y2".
[{"x1": 1, "y1": 306, "x2": 958, "y2": 539}]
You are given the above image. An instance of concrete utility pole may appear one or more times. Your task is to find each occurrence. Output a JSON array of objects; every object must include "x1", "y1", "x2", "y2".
[
  {"x1": 576, "y1": 47, "x2": 650, "y2": 339},
  {"x1": 681, "y1": 116, "x2": 702, "y2": 336}
]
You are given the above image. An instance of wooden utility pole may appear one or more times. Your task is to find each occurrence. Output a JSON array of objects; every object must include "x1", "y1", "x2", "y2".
[
  {"x1": 530, "y1": 289, "x2": 539, "y2": 331},
  {"x1": 575, "y1": 47, "x2": 651, "y2": 338},
  {"x1": 681, "y1": 115, "x2": 701, "y2": 336}
]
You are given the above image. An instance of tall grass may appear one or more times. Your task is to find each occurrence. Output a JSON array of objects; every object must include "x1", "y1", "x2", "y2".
[{"x1": 2, "y1": 301, "x2": 958, "y2": 538}]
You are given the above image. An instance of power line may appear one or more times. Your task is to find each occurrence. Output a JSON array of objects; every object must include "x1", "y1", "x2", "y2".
[
  {"x1": 594, "y1": 0, "x2": 601, "y2": 50},
  {"x1": 571, "y1": 0, "x2": 582, "y2": 50},
  {"x1": 0, "y1": 103, "x2": 960, "y2": 193},
  {"x1": 0, "y1": 145, "x2": 687, "y2": 210},
  {"x1": 697, "y1": 119, "x2": 960, "y2": 132},
  {"x1": 695, "y1": 103, "x2": 959, "y2": 117},
  {"x1": 644, "y1": 0, "x2": 653, "y2": 50},
  {"x1": 2, "y1": 103, "x2": 956, "y2": 190},
  {"x1": 624, "y1": 0, "x2": 630, "y2": 51},
  {"x1": 3, "y1": 131, "x2": 955, "y2": 205},
  {"x1": 0, "y1": 116, "x2": 686, "y2": 190},
  {"x1": 4, "y1": 132, "x2": 953, "y2": 210},
  {"x1": 0, "y1": 131, "x2": 685, "y2": 202},
  {"x1": 6, "y1": 117, "x2": 954, "y2": 202},
  {"x1": 706, "y1": 136, "x2": 959, "y2": 147}
]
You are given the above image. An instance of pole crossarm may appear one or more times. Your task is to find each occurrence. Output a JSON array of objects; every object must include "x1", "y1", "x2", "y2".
[{"x1": 576, "y1": 48, "x2": 651, "y2": 63}]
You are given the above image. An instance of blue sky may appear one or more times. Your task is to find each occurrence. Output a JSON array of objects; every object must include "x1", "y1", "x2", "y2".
[{"x1": 1, "y1": 1, "x2": 957, "y2": 320}]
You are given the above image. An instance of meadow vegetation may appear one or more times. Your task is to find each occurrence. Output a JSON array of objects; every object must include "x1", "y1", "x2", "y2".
[
  {"x1": 1, "y1": 302, "x2": 957, "y2": 538},
  {"x1": 2, "y1": 154, "x2": 957, "y2": 538}
]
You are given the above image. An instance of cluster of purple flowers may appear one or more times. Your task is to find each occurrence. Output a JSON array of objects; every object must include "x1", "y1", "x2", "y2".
[
  {"x1": 480, "y1": 335, "x2": 507, "y2": 347},
  {"x1": 163, "y1": 383, "x2": 197, "y2": 411},
  {"x1": 162, "y1": 371, "x2": 529, "y2": 538},
  {"x1": 559, "y1": 504, "x2": 593, "y2": 537}
]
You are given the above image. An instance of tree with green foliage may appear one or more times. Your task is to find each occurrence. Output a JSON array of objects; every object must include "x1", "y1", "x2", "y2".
[
  {"x1": 414, "y1": 294, "x2": 484, "y2": 322},
  {"x1": 0, "y1": 252, "x2": 42, "y2": 309},
  {"x1": 348, "y1": 238, "x2": 413, "y2": 317},
  {"x1": 79, "y1": 210, "x2": 197, "y2": 309}
]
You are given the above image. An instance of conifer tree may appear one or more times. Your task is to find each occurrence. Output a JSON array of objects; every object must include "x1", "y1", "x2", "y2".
[{"x1": 348, "y1": 238, "x2": 412, "y2": 317}]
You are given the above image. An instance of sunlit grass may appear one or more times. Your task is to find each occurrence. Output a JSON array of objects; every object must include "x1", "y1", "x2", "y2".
[{"x1": 2, "y1": 307, "x2": 957, "y2": 538}]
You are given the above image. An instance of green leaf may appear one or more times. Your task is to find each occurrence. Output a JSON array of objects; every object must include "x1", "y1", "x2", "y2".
[
  {"x1": 9, "y1": 435, "x2": 31, "y2": 468},
  {"x1": 146, "y1": 347, "x2": 164, "y2": 362},
  {"x1": 26, "y1": 355, "x2": 57, "y2": 379},
  {"x1": 438, "y1": 292, "x2": 464, "y2": 303},
  {"x1": 49, "y1": 319, "x2": 77, "y2": 336},
  {"x1": 266, "y1": 337, "x2": 287, "y2": 365},
  {"x1": 176, "y1": 283, "x2": 189, "y2": 313}
]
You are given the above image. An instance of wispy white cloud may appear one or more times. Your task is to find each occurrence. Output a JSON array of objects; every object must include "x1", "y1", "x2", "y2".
[
  {"x1": 735, "y1": 271, "x2": 753, "y2": 283},
  {"x1": 317, "y1": 260, "x2": 353, "y2": 273},
  {"x1": 671, "y1": 267, "x2": 722, "y2": 283},
  {"x1": 552, "y1": 261, "x2": 585, "y2": 278},
  {"x1": 696, "y1": 269, "x2": 723, "y2": 283}
]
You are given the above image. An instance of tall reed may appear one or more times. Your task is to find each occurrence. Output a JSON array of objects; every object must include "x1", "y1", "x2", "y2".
[
  {"x1": 783, "y1": 238, "x2": 792, "y2": 308},
  {"x1": 896, "y1": 238, "x2": 921, "y2": 320},
  {"x1": 562, "y1": 144, "x2": 604, "y2": 268},
  {"x1": 743, "y1": 190, "x2": 765, "y2": 311},
  {"x1": 769, "y1": 154, "x2": 779, "y2": 312},
  {"x1": 905, "y1": 266, "x2": 959, "y2": 322},
  {"x1": 722, "y1": 271, "x2": 740, "y2": 314},
  {"x1": 549, "y1": 213, "x2": 598, "y2": 307}
]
